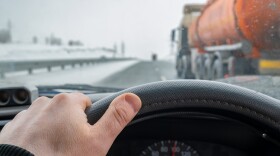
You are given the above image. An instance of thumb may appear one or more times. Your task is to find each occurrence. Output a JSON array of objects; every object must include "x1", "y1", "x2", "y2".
[{"x1": 91, "y1": 93, "x2": 142, "y2": 148}]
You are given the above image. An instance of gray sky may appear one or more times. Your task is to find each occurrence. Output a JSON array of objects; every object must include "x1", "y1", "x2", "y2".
[{"x1": 0, "y1": 0, "x2": 206, "y2": 59}]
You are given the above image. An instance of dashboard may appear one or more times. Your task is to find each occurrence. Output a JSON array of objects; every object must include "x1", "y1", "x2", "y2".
[
  {"x1": 2, "y1": 112, "x2": 280, "y2": 156},
  {"x1": 108, "y1": 116, "x2": 280, "y2": 156},
  {"x1": 110, "y1": 140, "x2": 243, "y2": 156}
]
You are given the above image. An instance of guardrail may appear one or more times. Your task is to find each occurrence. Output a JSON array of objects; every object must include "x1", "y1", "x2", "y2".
[{"x1": 0, "y1": 58, "x2": 133, "y2": 78}]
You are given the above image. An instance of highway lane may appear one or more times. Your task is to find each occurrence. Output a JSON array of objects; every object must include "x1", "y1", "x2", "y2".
[
  {"x1": 0, "y1": 60, "x2": 177, "y2": 87},
  {"x1": 0, "y1": 60, "x2": 139, "y2": 86},
  {"x1": 96, "y1": 60, "x2": 177, "y2": 88}
]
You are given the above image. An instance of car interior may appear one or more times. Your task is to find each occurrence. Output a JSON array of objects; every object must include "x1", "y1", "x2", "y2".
[
  {"x1": 1, "y1": 0, "x2": 280, "y2": 155},
  {"x1": 1, "y1": 80, "x2": 280, "y2": 156}
]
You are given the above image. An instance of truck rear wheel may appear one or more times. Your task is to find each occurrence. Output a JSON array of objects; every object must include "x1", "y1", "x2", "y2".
[
  {"x1": 212, "y1": 58, "x2": 224, "y2": 79},
  {"x1": 176, "y1": 56, "x2": 183, "y2": 77},
  {"x1": 204, "y1": 56, "x2": 213, "y2": 80},
  {"x1": 195, "y1": 56, "x2": 205, "y2": 79},
  {"x1": 177, "y1": 55, "x2": 194, "y2": 79},
  {"x1": 228, "y1": 57, "x2": 257, "y2": 76}
]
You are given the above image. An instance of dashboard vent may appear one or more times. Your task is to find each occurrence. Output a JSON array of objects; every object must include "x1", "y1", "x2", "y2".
[{"x1": 0, "y1": 84, "x2": 38, "y2": 107}]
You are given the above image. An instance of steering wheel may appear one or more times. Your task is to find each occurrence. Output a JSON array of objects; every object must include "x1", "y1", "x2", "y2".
[{"x1": 86, "y1": 80, "x2": 280, "y2": 141}]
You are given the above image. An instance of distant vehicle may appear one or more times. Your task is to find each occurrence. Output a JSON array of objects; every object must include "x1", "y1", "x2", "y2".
[
  {"x1": 172, "y1": 0, "x2": 280, "y2": 79},
  {"x1": 0, "y1": 21, "x2": 12, "y2": 43},
  {"x1": 152, "y1": 53, "x2": 157, "y2": 61},
  {"x1": 100, "y1": 56, "x2": 107, "y2": 60}
]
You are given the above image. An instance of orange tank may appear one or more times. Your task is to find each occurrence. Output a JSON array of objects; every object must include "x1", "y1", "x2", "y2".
[{"x1": 189, "y1": 0, "x2": 280, "y2": 56}]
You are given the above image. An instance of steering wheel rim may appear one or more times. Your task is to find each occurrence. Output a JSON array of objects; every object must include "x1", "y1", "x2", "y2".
[{"x1": 86, "y1": 80, "x2": 280, "y2": 140}]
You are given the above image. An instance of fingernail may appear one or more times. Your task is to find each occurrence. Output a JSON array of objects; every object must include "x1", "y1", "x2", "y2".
[{"x1": 125, "y1": 94, "x2": 141, "y2": 113}]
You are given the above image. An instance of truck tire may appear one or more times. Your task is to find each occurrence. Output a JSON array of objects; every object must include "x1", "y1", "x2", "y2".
[
  {"x1": 228, "y1": 56, "x2": 236, "y2": 76},
  {"x1": 228, "y1": 56, "x2": 246, "y2": 76},
  {"x1": 177, "y1": 55, "x2": 194, "y2": 79},
  {"x1": 212, "y1": 58, "x2": 223, "y2": 79},
  {"x1": 176, "y1": 57, "x2": 183, "y2": 77},
  {"x1": 204, "y1": 56, "x2": 213, "y2": 80},
  {"x1": 195, "y1": 56, "x2": 205, "y2": 79},
  {"x1": 228, "y1": 57, "x2": 257, "y2": 76}
]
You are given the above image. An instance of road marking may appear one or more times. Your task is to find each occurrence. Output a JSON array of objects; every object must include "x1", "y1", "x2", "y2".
[{"x1": 160, "y1": 76, "x2": 167, "y2": 81}]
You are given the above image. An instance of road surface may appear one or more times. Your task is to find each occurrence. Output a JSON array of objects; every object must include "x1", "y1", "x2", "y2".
[
  {"x1": 0, "y1": 60, "x2": 177, "y2": 88},
  {"x1": 96, "y1": 61, "x2": 177, "y2": 88}
]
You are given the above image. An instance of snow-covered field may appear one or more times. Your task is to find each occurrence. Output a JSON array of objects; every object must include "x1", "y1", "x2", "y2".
[
  {"x1": 0, "y1": 44, "x2": 137, "y2": 86},
  {"x1": 0, "y1": 44, "x2": 118, "y2": 61},
  {"x1": 0, "y1": 60, "x2": 139, "y2": 86}
]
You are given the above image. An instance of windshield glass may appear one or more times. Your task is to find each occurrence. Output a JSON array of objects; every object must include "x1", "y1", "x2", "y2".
[{"x1": 1, "y1": 0, "x2": 280, "y2": 98}]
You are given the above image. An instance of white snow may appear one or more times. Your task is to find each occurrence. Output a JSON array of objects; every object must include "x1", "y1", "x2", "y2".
[
  {"x1": 0, "y1": 44, "x2": 138, "y2": 86},
  {"x1": 0, "y1": 60, "x2": 139, "y2": 86},
  {"x1": 0, "y1": 44, "x2": 119, "y2": 61}
]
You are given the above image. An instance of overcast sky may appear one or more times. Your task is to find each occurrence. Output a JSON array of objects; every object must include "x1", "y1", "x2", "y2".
[{"x1": 0, "y1": 0, "x2": 206, "y2": 59}]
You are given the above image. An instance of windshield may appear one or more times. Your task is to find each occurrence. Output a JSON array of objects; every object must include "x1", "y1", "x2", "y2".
[{"x1": 1, "y1": 0, "x2": 280, "y2": 98}]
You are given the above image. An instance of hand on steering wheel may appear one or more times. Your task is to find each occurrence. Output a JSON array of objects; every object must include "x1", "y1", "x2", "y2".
[{"x1": 0, "y1": 93, "x2": 142, "y2": 156}]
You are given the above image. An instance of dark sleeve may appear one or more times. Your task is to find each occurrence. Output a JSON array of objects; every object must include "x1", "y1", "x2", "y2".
[{"x1": 0, "y1": 144, "x2": 34, "y2": 156}]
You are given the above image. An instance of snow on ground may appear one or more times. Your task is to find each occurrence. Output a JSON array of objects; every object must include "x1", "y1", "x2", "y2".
[
  {"x1": 0, "y1": 44, "x2": 118, "y2": 61},
  {"x1": 0, "y1": 60, "x2": 139, "y2": 86}
]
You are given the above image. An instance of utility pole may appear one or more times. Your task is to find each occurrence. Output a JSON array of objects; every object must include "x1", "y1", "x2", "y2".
[
  {"x1": 121, "y1": 41, "x2": 125, "y2": 57},
  {"x1": 7, "y1": 20, "x2": 12, "y2": 43},
  {"x1": 113, "y1": 43, "x2": 117, "y2": 57}
]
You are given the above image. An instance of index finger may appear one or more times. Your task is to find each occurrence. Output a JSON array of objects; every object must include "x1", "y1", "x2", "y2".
[{"x1": 69, "y1": 92, "x2": 92, "y2": 110}]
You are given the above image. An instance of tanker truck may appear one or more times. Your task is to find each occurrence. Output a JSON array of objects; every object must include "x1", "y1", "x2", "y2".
[{"x1": 172, "y1": 0, "x2": 280, "y2": 80}]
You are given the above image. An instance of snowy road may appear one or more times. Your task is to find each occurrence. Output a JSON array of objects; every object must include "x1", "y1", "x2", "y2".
[
  {"x1": 0, "y1": 60, "x2": 139, "y2": 86},
  {"x1": 95, "y1": 60, "x2": 177, "y2": 88},
  {"x1": 0, "y1": 60, "x2": 177, "y2": 88}
]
